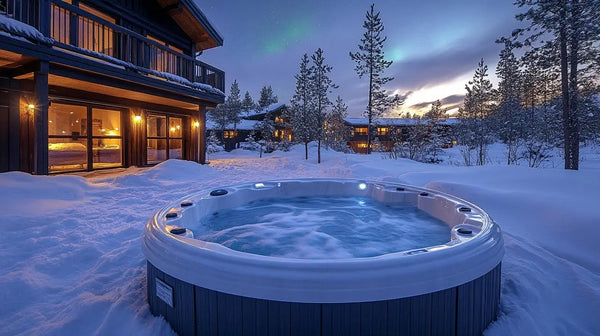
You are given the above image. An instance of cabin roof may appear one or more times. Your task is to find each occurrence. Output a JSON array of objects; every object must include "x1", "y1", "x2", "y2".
[
  {"x1": 344, "y1": 118, "x2": 459, "y2": 126},
  {"x1": 155, "y1": 0, "x2": 223, "y2": 50}
]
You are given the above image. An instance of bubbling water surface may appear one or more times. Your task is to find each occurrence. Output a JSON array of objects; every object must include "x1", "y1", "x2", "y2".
[{"x1": 192, "y1": 196, "x2": 451, "y2": 259}]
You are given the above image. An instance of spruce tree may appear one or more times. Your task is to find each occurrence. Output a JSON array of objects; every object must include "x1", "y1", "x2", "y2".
[
  {"x1": 310, "y1": 48, "x2": 337, "y2": 163},
  {"x1": 225, "y1": 80, "x2": 242, "y2": 132},
  {"x1": 458, "y1": 59, "x2": 495, "y2": 166},
  {"x1": 289, "y1": 54, "x2": 315, "y2": 160},
  {"x1": 326, "y1": 96, "x2": 351, "y2": 152},
  {"x1": 349, "y1": 4, "x2": 402, "y2": 154},
  {"x1": 242, "y1": 91, "x2": 256, "y2": 113},
  {"x1": 258, "y1": 85, "x2": 278, "y2": 108},
  {"x1": 207, "y1": 104, "x2": 228, "y2": 142},
  {"x1": 494, "y1": 38, "x2": 524, "y2": 165},
  {"x1": 513, "y1": 0, "x2": 600, "y2": 170}
]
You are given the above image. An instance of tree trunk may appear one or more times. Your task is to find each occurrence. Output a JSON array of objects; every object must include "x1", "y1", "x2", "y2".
[
  {"x1": 318, "y1": 139, "x2": 321, "y2": 164},
  {"x1": 559, "y1": 3, "x2": 574, "y2": 170},
  {"x1": 305, "y1": 142, "x2": 308, "y2": 160},
  {"x1": 567, "y1": 0, "x2": 580, "y2": 170}
]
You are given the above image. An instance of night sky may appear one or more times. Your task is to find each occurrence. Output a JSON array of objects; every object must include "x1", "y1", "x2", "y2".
[{"x1": 198, "y1": 1, "x2": 521, "y2": 117}]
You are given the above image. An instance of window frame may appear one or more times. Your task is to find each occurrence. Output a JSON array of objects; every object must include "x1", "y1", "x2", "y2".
[
  {"x1": 47, "y1": 100, "x2": 125, "y2": 173},
  {"x1": 145, "y1": 112, "x2": 185, "y2": 165}
]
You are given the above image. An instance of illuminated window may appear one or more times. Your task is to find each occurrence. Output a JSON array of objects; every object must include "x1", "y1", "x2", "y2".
[
  {"x1": 48, "y1": 103, "x2": 123, "y2": 172},
  {"x1": 51, "y1": 1, "x2": 115, "y2": 56},
  {"x1": 147, "y1": 35, "x2": 182, "y2": 74},
  {"x1": 275, "y1": 116, "x2": 284, "y2": 123},
  {"x1": 355, "y1": 127, "x2": 368, "y2": 135},
  {"x1": 147, "y1": 114, "x2": 183, "y2": 164},
  {"x1": 377, "y1": 127, "x2": 388, "y2": 136},
  {"x1": 224, "y1": 130, "x2": 238, "y2": 139}
]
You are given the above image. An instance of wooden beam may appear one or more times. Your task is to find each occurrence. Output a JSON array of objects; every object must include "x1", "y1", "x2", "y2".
[
  {"x1": 34, "y1": 61, "x2": 49, "y2": 175},
  {"x1": 8, "y1": 81, "x2": 21, "y2": 171},
  {"x1": 199, "y1": 104, "x2": 206, "y2": 164}
]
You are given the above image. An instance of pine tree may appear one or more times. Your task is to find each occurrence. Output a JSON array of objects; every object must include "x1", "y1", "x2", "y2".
[
  {"x1": 424, "y1": 99, "x2": 446, "y2": 163},
  {"x1": 207, "y1": 104, "x2": 228, "y2": 142},
  {"x1": 289, "y1": 54, "x2": 315, "y2": 160},
  {"x1": 325, "y1": 96, "x2": 351, "y2": 152},
  {"x1": 513, "y1": 0, "x2": 600, "y2": 170},
  {"x1": 242, "y1": 91, "x2": 256, "y2": 113},
  {"x1": 494, "y1": 38, "x2": 524, "y2": 165},
  {"x1": 206, "y1": 131, "x2": 223, "y2": 153},
  {"x1": 349, "y1": 4, "x2": 403, "y2": 154},
  {"x1": 310, "y1": 48, "x2": 337, "y2": 163},
  {"x1": 225, "y1": 80, "x2": 242, "y2": 132},
  {"x1": 258, "y1": 85, "x2": 278, "y2": 108},
  {"x1": 458, "y1": 59, "x2": 495, "y2": 166},
  {"x1": 254, "y1": 116, "x2": 275, "y2": 152}
]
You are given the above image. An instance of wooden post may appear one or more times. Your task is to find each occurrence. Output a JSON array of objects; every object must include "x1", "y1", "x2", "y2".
[
  {"x1": 34, "y1": 61, "x2": 49, "y2": 175},
  {"x1": 199, "y1": 104, "x2": 206, "y2": 164},
  {"x1": 8, "y1": 81, "x2": 21, "y2": 171},
  {"x1": 38, "y1": 0, "x2": 51, "y2": 37}
]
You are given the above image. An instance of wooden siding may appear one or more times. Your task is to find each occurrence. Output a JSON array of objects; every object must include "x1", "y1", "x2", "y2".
[{"x1": 148, "y1": 262, "x2": 502, "y2": 336}]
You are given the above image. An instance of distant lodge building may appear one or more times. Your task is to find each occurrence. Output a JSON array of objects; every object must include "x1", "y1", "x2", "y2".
[
  {"x1": 206, "y1": 103, "x2": 292, "y2": 151},
  {"x1": 1, "y1": 0, "x2": 224, "y2": 175},
  {"x1": 344, "y1": 118, "x2": 459, "y2": 154},
  {"x1": 208, "y1": 110, "x2": 459, "y2": 154}
]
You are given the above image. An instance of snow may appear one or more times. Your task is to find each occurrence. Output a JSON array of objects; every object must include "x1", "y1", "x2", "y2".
[
  {"x1": 205, "y1": 119, "x2": 259, "y2": 131},
  {"x1": 344, "y1": 117, "x2": 459, "y2": 126},
  {"x1": 1, "y1": 143, "x2": 599, "y2": 335},
  {"x1": 0, "y1": 14, "x2": 53, "y2": 44},
  {"x1": 241, "y1": 103, "x2": 287, "y2": 118}
]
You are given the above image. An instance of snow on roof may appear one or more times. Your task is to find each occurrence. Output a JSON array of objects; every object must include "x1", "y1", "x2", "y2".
[
  {"x1": 241, "y1": 103, "x2": 287, "y2": 118},
  {"x1": 0, "y1": 14, "x2": 53, "y2": 44},
  {"x1": 206, "y1": 119, "x2": 259, "y2": 131},
  {"x1": 344, "y1": 118, "x2": 460, "y2": 126}
]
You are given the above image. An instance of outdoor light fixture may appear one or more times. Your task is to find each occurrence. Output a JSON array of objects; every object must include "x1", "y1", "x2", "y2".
[
  {"x1": 134, "y1": 115, "x2": 142, "y2": 123},
  {"x1": 27, "y1": 104, "x2": 35, "y2": 110},
  {"x1": 193, "y1": 121, "x2": 200, "y2": 128}
]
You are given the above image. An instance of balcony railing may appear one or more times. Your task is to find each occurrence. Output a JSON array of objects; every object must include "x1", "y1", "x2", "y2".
[{"x1": 2, "y1": 0, "x2": 224, "y2": 93}]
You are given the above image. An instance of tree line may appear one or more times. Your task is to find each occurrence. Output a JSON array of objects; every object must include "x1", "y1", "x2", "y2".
[{"x1": 458, "y1": 0, "x2": 600, "y2": 169}]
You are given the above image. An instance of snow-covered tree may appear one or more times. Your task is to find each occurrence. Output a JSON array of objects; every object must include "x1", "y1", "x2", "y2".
[
  {"x1": 289, "y1": 54, "x2": 315, "y2": 160},
  {"x1": 493, "y1": 38, "x2": 524, "y2": 165},
  {"x1": 423, "y1": 100, "x2": 447, "y2": 163},
  {"x1": 310, "y1": 48, "x2": 337, "y2": 163},
  {"x1": 513, "y1": 0, "x2": 600, "y2": 170},
  {"x1": 242, "y1": 91, "x2": 256, "y2": 113},
  {"x1": 349, "y1": 4, "x2": 403, "y2": 154},
  {"x1": 206, "y1": 131, "x2": 223, "y2": 154},
  {"x1": 457, "y1": 59, "x2": 495, "y2": 166},
  {"x1": 243, "y1": 131, "x2": 261, "y2": 151},
  {"x1": 325, "y1": 96, "x2": 351, "y2": 152},
  {"x1": 520, "y1": 48, "x2": 562, "y2": 167},
  {"x1": 225, "y1": 80, "x2": 242, "y2": 132},
  {"x1": 254, "y1": 114, "x2": 275, "y2": 152},
  {"x1": 258, "y1": 85, "x2": 278, "y2": 108},
  {"x1": 207, "y1": 104, "x2": 228, "y2": 141}
]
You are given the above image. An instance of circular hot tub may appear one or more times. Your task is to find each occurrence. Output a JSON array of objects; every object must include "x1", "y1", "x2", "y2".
[{"x1": 143, "y1": 179, "x2": 503, "y2": 336}]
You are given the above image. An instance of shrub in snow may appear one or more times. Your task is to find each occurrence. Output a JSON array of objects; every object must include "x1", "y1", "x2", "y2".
[
  {"x1": 207, "y1": 132, "x2": 224, "y2": 153},
  {"x1": 242, "y1": 131, "x2": 261, "y2": 151}
]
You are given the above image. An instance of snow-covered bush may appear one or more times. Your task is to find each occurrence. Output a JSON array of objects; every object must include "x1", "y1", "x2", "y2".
[{"x1": 206, "y1": 132, "x2": 224, "y2": 153}]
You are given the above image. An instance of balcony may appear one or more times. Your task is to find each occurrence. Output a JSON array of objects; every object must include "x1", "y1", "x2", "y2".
[{"x1": 1, "y1": 0, "x2": 224, "y2": 93}]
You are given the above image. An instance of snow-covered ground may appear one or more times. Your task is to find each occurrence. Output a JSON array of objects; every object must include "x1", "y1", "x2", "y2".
[{"x1": 1, "y1": 143, "x2": 599, "y2": 336}]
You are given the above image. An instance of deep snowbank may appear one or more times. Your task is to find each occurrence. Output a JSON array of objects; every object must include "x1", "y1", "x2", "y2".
[{"x1": 0, "y1": 144, "x2": 598, "y2": 335}]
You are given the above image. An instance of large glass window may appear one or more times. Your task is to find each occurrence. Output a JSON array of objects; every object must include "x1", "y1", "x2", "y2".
[
  {"x1": 48, "y1": 103, "x2": 123, "y2": 173},
  {"x1": 48, "y1": 103, "x2": 88, "y2": 172},
  {"x1": 92, "y1": 108, "x2": 122, "y2": 168},
  {"x1": 147, "y1": 114, "x2": 183, "y2": 164}
]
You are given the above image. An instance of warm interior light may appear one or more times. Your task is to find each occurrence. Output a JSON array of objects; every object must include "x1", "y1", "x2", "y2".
[
  {"x1": 134, "y1": 115, "x2": 142, "y2": 122},
  {"x1": 170, "y1": 127, "x2": 176, "y2": 132}
]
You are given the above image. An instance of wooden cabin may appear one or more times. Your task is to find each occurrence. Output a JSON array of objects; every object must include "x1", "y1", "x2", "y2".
[
  {"x1": 0, "y1": 0, "x2": 225, "y2": 174},
  {"x1": 344, "y1": 118, "x2": 458, "y2": 154},
  {"x1": 207, "y1": 103, "x2": 291, "y2": 151}
]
